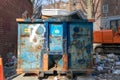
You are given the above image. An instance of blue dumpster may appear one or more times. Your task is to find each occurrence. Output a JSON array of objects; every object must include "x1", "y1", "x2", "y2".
[{"x1": 16, "y1": 18, "x2": 93, "y2": 75}]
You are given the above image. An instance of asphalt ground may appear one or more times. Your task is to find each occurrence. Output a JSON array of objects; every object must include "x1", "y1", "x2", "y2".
[{"x1": 8, "y1": 73, "x2": 95, "y2": 80}]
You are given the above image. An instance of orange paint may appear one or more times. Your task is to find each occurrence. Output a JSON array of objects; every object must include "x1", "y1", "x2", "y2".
[
  {"x1": 16, "y1": 69, "x2": 23, "y2": 74},
  {"x1": 87, "y1": 19, "x2": 95, "y2": 22},
  {"x1": 16, "y1": 18, "x2": 25, "y2": 22},
  {"x1": 94, "y1": 30, "x2": 113, "y2": 43},
  {"x1": 62, "y1": 54, "x2": 68, "y2": 71},
  {"x1": 43, "y1": 54, "x2": 48, "y2": 71},
  {"x1": 102, "y1": 30, "x2": 113, "y2": 43},
  {"x1": 93, "y1": 30, "x2": 102, "y2": 43},
  {"x1": 0, "y1": 58, "x2": 4, "y2": 80}
]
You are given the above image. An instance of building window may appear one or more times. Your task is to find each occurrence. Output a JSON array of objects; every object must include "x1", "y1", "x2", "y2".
[
  {"x1": 118, "y1": 20, "x2": 120, "y2": 27},
  {"x1": 110, "y1": 20, "x2": 117, "y2": 32},
  {"x1": 102, "y1": 4, "x2": 108, "y2": 13}
]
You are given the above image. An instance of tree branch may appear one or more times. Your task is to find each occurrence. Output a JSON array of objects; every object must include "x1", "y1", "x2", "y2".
[
  {"x1": 79, "y1": 0, "x2": 87, "y2": 14},
  {"x1": 93, "y1": 0, "x2": 101, "y2": 18}
]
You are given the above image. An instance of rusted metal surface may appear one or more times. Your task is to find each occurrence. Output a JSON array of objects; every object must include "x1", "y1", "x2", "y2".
[
  {"x1": 43, "y1": 54, "x2": 48, "y2": 71},
  {"x1": 68, "y1": 22, "x2": 93, "y2": 70},
  {"x1": 17, "y1": 21, "x2": 45, "y2": 73},
  {"x1": 62, "y1": 54, "x2": 68, "y2": 71},
  {"x1": 47, "y1": 55, "x2": 63, "y2": 71},
  {"x1": 16, "y1": 18, "x2": 93, "y2": 74},
  {"x1": 49, "y1": 23, "x2": 63, "y2": 53},
  {"x1": 47, "y1": 23, "x2": 64, "y2": 72}
]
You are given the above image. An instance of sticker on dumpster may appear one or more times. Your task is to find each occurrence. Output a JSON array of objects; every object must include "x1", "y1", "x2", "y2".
[{"x1": 24, "y1": 28, "x2": 30, "y2": 33}]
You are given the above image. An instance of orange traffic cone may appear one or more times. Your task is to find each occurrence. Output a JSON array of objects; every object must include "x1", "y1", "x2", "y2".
[{"x1": 0, "y1": 57, "x2": 4, "y2": 80}]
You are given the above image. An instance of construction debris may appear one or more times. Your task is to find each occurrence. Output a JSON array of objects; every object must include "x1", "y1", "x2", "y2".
[{"x1": 93, "y1": 53, "x2": 120, "y2": 80}]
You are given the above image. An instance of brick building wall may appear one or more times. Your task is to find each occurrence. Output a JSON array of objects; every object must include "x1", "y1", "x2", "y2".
[
  {"x1": 95, "y1": 0, "x2": 120, "y2": 30},
  {"x1": 0, "y1": 0, "x2": 33, "y2": 63},
  {"x1": 101, "y1": 0, "x2": 120, "y2": 17}
]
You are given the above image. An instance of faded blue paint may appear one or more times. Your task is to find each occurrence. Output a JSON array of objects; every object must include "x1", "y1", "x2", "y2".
[
  {"x1": 58, "y1": 58, "x2": 63, "y2": 66},
  {"x1": 20, "y1": 51, "x2": 37, "y2": 62},
  {"x1": 17, "y1": 22, "x2": 45, "y2": 70},
  {"x1": 17, "y1": 19, "x2": 93, "y2": 72},
  {"x1": 50, "y1": 24, "x2": 63, "y2": 36},
  {"x1": 49, "y1": 23, "x2": 63, "y2": 54},
  {"x1": 68, "y1": 22, "x2": 93, "y2": 69},
  {"x1": 44, "y1": 22, "x2": 49, "y2": 52}
]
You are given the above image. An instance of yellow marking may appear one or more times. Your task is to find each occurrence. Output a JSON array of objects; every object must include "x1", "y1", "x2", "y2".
[{"x1": 24, "y1": 28, "x2": 30, "y2": 33}]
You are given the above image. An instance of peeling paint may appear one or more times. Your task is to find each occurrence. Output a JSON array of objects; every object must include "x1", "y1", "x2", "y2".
[
  {"x1": 18, "y1": 23, "x2": 45, "y2": 70},
  {"x1": 68, "y1": 23, "x2": 93, "y2": 69},
  {"x1": 17, "y1": 20, "x2": 93, "y2": 72}
]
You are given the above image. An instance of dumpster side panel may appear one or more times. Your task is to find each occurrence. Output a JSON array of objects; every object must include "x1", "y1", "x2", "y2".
[
  {"x1": 17, "y1": 22, "x2": 46, "y2": 72},
  {"x1": 68, "y1": 22, "x2": 93, "y2": 70}
]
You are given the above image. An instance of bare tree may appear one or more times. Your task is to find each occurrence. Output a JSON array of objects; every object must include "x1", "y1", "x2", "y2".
[
  {"x1": 31, "y1": 0, "x2": 63, "y2": 18},
  {"x1": 45, "y1": 0, "x2": 62, "y2": 8},
  {"x1": 91, "y1": 0, "x2": 101, "y2": 18},
  {"x1": 70, "y1": 0, "x2": 101, "y2": 19},
  {"x1": 31, "y1": 0, "x2": 43, "y2": 19},
  {"x1": 46, "y1": 0, "x2": 56, "y2": 8},
  {"x1": 79, "y1": 0, "x2": 87, "y2": 15}
]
